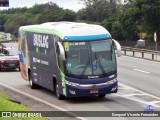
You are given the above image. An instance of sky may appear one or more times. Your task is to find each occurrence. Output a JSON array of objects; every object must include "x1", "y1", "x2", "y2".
[{"x1": 0, "y1": 0, "x2": 85, "y2": 11}]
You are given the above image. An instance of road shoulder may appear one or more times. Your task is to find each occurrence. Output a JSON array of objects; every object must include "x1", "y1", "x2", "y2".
[{"x1": 0, "y1": 85, "x2": 79, "y2": 120}]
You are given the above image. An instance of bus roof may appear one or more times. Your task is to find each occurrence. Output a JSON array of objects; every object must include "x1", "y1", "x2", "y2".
[{"x1": 19, "y1": 22, "x2": 111, "y2": 41}]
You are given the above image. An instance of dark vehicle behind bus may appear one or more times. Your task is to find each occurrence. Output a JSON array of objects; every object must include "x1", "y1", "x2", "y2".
[{"x1": 0, "y1": 47, "x2": 20, "y2": 71}]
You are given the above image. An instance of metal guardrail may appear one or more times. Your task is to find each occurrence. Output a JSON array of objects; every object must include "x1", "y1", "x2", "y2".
[{"x1": 121, "y1": 46, "x2": 160, "y2": 60}]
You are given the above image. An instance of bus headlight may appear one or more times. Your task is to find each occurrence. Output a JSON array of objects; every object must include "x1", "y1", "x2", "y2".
[
  {"x1": 109, "y1": 74, "x2": 115, "y2": 78},
  {"x1": 69, "y1": 90, "x2": 76, "y2": 95},
  {"x1": 65, "y1": 80, "x2": 79, "y2": 86}
]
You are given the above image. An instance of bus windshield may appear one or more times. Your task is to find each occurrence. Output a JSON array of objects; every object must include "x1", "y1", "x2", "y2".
[{"x1": 64, "y1": 39, "x2": 116, "y2": 79}]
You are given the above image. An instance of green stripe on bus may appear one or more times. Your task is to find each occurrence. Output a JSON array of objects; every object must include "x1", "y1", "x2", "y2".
[
  {"x1": 36, "y1": 47, "x2": 39, "y2": 53},
  {"x1": 60, "y1": 71, "x2": 67, "y2": 96},
  {"x1": 19, "y1": 28, "x2": 64, "y2": 39}
]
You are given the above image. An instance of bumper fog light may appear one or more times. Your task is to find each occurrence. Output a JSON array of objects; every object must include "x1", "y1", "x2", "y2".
[
  {"x1": 69, "y1": 90, "x2": 76, "y2": 95},
  {"x1": 111, "y1": 86, "x2": 117, "y2": 92}
]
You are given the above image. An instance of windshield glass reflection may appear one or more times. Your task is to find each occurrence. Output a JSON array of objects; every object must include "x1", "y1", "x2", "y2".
[{"x1": 64, "y1": 39, "x2": 116, "y2": 79}]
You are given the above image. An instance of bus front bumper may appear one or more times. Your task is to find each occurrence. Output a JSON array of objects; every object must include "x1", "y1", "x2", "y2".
[{"x1": 64, "y1": 79, "x2": 118, "y2": 97}]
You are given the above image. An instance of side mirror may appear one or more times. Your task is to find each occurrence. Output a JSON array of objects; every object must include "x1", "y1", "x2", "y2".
[
  {"x1": 57, "y1": 42, "x2": 65, "y2": 60},
  {"x1": 112, "y1": 39, "x2": 121, "y2": 57}
]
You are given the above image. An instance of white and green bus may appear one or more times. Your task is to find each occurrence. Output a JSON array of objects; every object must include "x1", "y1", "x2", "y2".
[{"x1": 18, "y1": 22, "x2": 121, "y2": 99}]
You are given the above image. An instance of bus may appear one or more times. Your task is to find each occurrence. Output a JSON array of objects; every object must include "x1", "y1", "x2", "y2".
[{"x1": 18, "y1": 22, "x2": 121, "y2": 100}]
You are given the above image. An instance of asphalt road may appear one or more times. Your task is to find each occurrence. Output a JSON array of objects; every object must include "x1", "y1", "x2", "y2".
[
  {"x1": 0, "y1": 56, "x2": 160, "y2": 120},
  {"x1": 118, "y1": 56, "x2": 160, "y2": 97}
]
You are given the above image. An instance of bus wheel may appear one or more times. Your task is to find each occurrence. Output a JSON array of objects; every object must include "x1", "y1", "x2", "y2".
[
  {"x1": 98, "y1": 94, "x2": 106, "y2": 97},
  {"x1": 55, "y1": 82, "x2": 64, "y2": 100},
  {"x1": 29, "y1": 73, "x2": 38, "y2": 89}
]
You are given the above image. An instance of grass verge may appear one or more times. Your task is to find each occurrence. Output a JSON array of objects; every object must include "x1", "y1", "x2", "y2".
[{"x1": 0, "y1": 92, "x2": 48, "y2": 120}]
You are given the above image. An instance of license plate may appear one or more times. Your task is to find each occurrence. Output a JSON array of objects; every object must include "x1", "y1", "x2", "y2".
[
  {"x1": 9, "y1": 64, "x2": 15, "y2": 66},
  {"x1": 90, "y1": 90, "x2": 98, "y2": 94}
]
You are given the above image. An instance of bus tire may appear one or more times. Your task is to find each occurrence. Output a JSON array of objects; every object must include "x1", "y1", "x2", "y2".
[
  {"x1": 55, "y1": 81, "x2": 65, "y2": 100},
  {"x1": 98, "y1": 94, "x2": 106, "y2": 97},
  {"x1": 29, "y1": 73, "x2": 38, "y2": 89}
]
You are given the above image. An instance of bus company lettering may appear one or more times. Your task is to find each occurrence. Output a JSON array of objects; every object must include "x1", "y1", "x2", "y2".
[{"x1": 33, "y1": 34, "x2": 49, "y2": 48}]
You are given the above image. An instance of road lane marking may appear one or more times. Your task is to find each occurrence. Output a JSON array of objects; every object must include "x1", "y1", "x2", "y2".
[
  {"x1": 0, "y1": 82, "x2": 87, "y2": 120},
  {"x1": 115, "y1": 93, "x2": 160, "y2": 108},
  {"x1": 149, "y1": 101, "x2": 160, "y2": 104},
  {"x1": 117, "y1": 82, "x2": 160, "y2": 109},
  {"x1": 133, "y1": 69, "x2": 150, "y2": 74},
  {"x1": 119, "y1": 82, "x2": 160, "y2": 100},
  {"x1": 122, "y1": 93, "x2": 147, "y2": 97},
  {"x1": 118, "y1": 87, "x2": 131, "y2": 90}
]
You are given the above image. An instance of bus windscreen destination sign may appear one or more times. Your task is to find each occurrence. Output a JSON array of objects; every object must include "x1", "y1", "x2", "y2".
[{"x1": 0, "y1": 0, "x2": 9, "y2": 7}]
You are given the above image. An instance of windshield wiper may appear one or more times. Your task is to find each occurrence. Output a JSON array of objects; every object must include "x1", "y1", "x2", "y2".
[
  {"x1": 80, "y1": 58, "x2": 90, "y2": 79},
  {"x1": 95, "y1": 52, "x2": 106, "y2": 77},
  {"x1": 97, "y1": 59, "x2": 106, "y2": 77}
]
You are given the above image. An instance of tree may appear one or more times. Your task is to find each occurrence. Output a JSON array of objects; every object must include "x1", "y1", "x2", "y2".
[
  {"x1": 101, "y1": 15, "x2": 126, "y2": 41},
  {"x1": 0, "y1": 14, "x2": 8, "y2": 31},
  {"x1": 78, "y1": 0, "x2": 120, "y2": 22},
  {"x1": 111, "y1": 21, "x2": 125, "y2": 40},
  {"x1": 0, "y1": 7, "x2": 28, "y2": 14},
  {"x1": 4, "y1": 13, "x2": 34, "y2": 36},
  {"x1": 2, "y1": 2, "x2": 76, "y2": 36},
  {"x1": 118, "y1": 7, "x2": 139, "y2": 41},
  {"x1": 28, "y1": 2, "x2": 60, "y2": 15},
  {"x1": 38, "y1": 9, "x2": 76, "y2": 23},
  {"x1": 134, "y1": 0, "x2": 160, "y2": 41}
]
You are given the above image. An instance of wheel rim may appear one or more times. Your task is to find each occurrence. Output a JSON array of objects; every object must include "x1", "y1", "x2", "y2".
[
  {"x1": 29, "y1": 78, "x2": 33, "y2": 87},
  {"x1": 56, "y1": 84, "x2": 60, "y2": 98}
]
